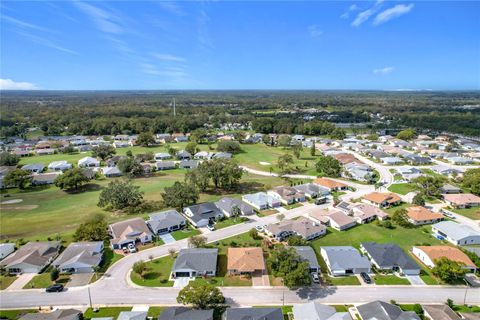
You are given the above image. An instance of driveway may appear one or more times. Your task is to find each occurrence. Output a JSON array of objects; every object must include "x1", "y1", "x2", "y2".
[
  {"x1": 67, "y1": 273, "x2": 93, "y2": 287},
  {"x1": 276, "y1": 207, "x2": 287, "y2": 213},
  {"x1": 252, "y1": 271, "x2": 270, "y2": 287},
  {"x1": 173, "y1": 277, "x2": 190, "y2": 288},
  {"x1": 406, "y1": 275, "x2": 426, "y2": 285},
  {"x1": 159, "y1": 233, "x2": 176, "y2": 244},
  {"x1": 5, "y1": 273, "x2": 36, "y2": 291}
]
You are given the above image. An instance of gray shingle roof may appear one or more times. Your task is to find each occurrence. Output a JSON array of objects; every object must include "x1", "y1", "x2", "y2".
[
  {"x1": 183, "y1": 202, "x2": 223, "y2": 224},
  {"x1": 361, "y1": 242, "x2": 419, "y2": 271},
  {"x1": 147, "y1": 210, "x2": 185, "y2": 233},
  {"x1": 222, "y1": 308, "x2": 283, "y2": 320},
  {"x1": 321, "y1": 246, "x2": 370, "y2": 270},
  {"x1": 293, "y1": 302, "x2": 351, "y2": 320},
  {"x1": 292, "y1": 246, "x2": 319, "y2": 270},
  {"x1": 357, "y1": 301, "x2": 420, "y2": 320},
  {"x1": 19, "y1": 309, "x2": 82, "y2": 320},
  {"x1": 173, "y1": 248, "x2": 218, "y2": 272},
  {"x1": 433, "y1": 221, "x2": 480, "y2": 241},
  {"x1": 158, "y1": 307, "x2": 213, "y2": 320},
  {"x1": 422, "y1": 305, "x2": 461, "y2": 320},
  {"x1": 0, "y1": 241, "x2": 60, "y2": 269},
  {"x1": 52, "y1": 242, "x2": 103, "y2": 269},
  {"x1": 215, "y1": 197, "x2": 254, "y2": 216}
]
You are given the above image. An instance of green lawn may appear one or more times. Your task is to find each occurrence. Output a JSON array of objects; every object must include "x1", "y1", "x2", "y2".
[
  {"x1": 130, "y1": 255, "x2": 175, "y2": 287},
  {"x1": 387, "y1": 183, "x2": 416, "y2": 195},
  {"x1": 23, "y1": 272, "x2": 70, "y2": 289},
  {"x1": 84, "y1": 307, "x2": 132, "y2": 319},
  {"x1": 193, "y1": 253, "x2": 252, "y2": 287},
  {"x1": 0, "y1": 310, "x2": 37, "y2": 320},
  {"x1": 325, "y1": 276, "x2": 360, "y2": 286},
  {"x1": 0, "y1": 275, "x2": 17, "y2": 290},
  {"x1": 373, "y1": 275, "x2": 411, "y2": 285},
  {"x1": 452, "y1": 207, "x2": 480, "y2": 220},
  {"x1": 171, "y1": 225, "x2": 201, "y2": 241},
  {"x1": 90, "y1": 248, "x2": 123, "y2": 283},
  {"x1": 214, "y1": 217, "x2": 249, "y2": 230}
]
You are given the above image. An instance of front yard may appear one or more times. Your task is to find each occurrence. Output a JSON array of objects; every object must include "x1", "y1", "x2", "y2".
[
  {"x1": 452, "y1": 207, "x2": 480, "y2": 220},
  {"x1": 23, "y1": 272, "x2": 70, "y2": 289},
  {"x1": 130, "y1": 255, "x2": 175, "y2": 287},
  {"x1": 324, "y1": 276, "x2": 360, "y2": 286},
  {"x1": 373, "y1": 274, "x2": 410, "y2": 285},
  {"x1": 0, "y1": 275, "x2": 17, "y2": 290},
  {"x1": 171, "y1": 225, "x2": 201, "y2": 241}
]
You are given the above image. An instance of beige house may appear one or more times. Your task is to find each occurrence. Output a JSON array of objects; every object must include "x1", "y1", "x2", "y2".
[{"x1": 227, "y1": 247, "x2": 266, "y2": 275}]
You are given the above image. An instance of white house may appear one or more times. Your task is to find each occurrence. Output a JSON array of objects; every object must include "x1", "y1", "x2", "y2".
[
  {"x1": 431, "y1": 221, "x2": 480, "y2": 246},
  {"x1": 48, "y1": 161, "x2": 72, "y2": 172},
  {"x1": 0, "y1": 243, "x2": 15, "y2": 260},
  {"x1": 78, "y1": 156, "x2": 100, "y2": 168}
]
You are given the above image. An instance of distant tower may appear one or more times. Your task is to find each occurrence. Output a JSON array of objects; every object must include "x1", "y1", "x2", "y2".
[{"x1": 173, "y1": 98, "x2": 176, "y2": 117}]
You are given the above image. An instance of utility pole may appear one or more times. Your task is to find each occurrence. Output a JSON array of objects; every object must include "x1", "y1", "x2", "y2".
[
  {"x1": 88, "y1": 286, "x2": 93, "y2": 310},
  {"x1": 173, "y1": 98, "x2": 176, "y2": 117}
]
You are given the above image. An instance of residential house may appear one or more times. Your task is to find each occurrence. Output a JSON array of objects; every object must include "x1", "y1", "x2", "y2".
[
  {"x1": 183, "y1": 202, "x2": 224, "y2": 227},
  {"x1": 404, "y1": 154, "x2": 431, "y2": 165},
  {"x1": 396, "y1": 167, "x2": 423, "y2": 181},
  {"x1": 309, "y1": 209, "x2": 357, "y2": 231},
  {"x1": 176, "y1": 150, "x2": 192, "y2": 160},
  {"x1": 350, "y1": 203, "x2": 389, "y2": 223},
  {"x1": 443, "y1": 193, "x2": 480, "y2": 209},
  {"x1": 360, "y1": 242, "x2": 420, "y2": 275},
  {"x1": 158, "y1": 307, "x2": 213, "y2": 320},
  {"x1": 172, "y1": 248, "x2": 218, "y2": 278},
  {"x1": 105, "y1": 156, "x2": 125, "y2": 167},
  {"x1": 431, "y1": 165, "x2": 463, "y2": 177},
  {"x1": 78, "y1": 156, "x2": 100, "y2": 168},
  {"x1": 102, "y1": 166, "x2": 122, "y2": 177},
  {"x1": 174, "y1": 135, "x2": 188, "y2": 143},
  {"x1": 215, "y1": 197, "x2": 255, "y2": 217},
  {"x1": 380, "y1": 157, "x2": 403, "y2": 165},
  {"x1": 439, "y1": 184, "x2": 462, "y2": 194},
  {"x1": 52, "y1": 242, "x2": 103, "y2": 273},
  {"x1": 265, "y1": 217, "x2": 326, "y2": 241},
  {"x1": 113, "y1": 141, "x2": 129, "y2": 148},
  {"x1": 179, "y1": 160, "x2": 198, "y2": 169},
  {"x1": 19, "y1": 309, "x2": 82, "y2": 320},
  {"x1": 108, "y1": 218, "x2": 153, "y2": 249},
  {"x1": 48, "y1": 161, "x2": 72, "y2": 172},
  {"x1": 268, "y1": 186, "x2": 306, "y2": 205},
  {"x1": 320, "y1": 246, "x2": 371, "y2": 276},
  {"x1": 154, "y1": 153, "x2": 171, "y2": 161},
  {"x1": 242, "y1": 192, "x2": 281, "y2": 210},
  {"x1": 412, "y1": 246, "x2": 477, "y2": 273},
  {"x1": 0, "y1": 241, "x2": 60, "y2": 274},
  {"x1": 313, "y1": 178, "x2": 348, "y2": 191},
  {"x1": 147, "y1": 210, "x2": 186, "y2": 235},
  {"x1": 362, "y1": 192, "x2": 402, "y2": 209},
  {"x1": 422, "y1": 305, "x2": 461, "y2": 320},
  {"x1": 293, "y1": 302, "x2": 351, "y2": 320},
  {"x1": 22, "y1": 163, "x2": 45, "y2": 173},
  {"x1": 406, "y1": 206, "x2": 443, "y2": 226},
  {"x1": 117, "y1": 311, "x2": 147, "y2": 320},
  {"x1": 0, "y1": 243, "x2": 15, "y2": 260},
  {"x1": 334, "y1": 153, "x2": 360, "y2": 165},
  {"x1": 0, "y1": 166, "x2": 16, "y2": 188},
  {"x1": 446, "y1": 156, "x2": 473, "y2": 165},
  {"x1": 292, "y1": 246, "x2": 320, "y2": 273},
  {"x1": 31, "y1": 172, "x2": 62, "y2": 185},
  {"x1": 222, "y1": 308, "x2": 283, "y2": 320},
  {"x1": 431, "y1": 221, "x2": 480, "y2": 246},
  {"x1": 155, "y1": 161, "x2": 176, "y2": 170},
  {"x1": 344, "y1": 162, "x2": 374, "y2": 182},
  {"x1": 356, "y1": 301, "x2": 420, "y2": 320},
  {"x1": 294, "y1": 183, "x2": 330, "y2": 198},
  {"x1": 212, "y1": 152, "x2": 232, "y2": 159},
  {"x1": 36, "y1": 149, "x2": 56, "y2": 155},
  {"x1": 194, "y1": 151, "x2": 213, "y2": 160},
  {"x1": 227, "y1": 247, "x2": 266, "y2": 275}
]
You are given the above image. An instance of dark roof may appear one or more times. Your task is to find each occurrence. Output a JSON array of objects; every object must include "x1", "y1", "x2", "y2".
[
  {"x1": 19, "y1": 309, "x2": 81, "y2": 320},
  {"x1": 357, "y1": 301, "x2": 420, "y2": 320},
  {"x1": 292, "y1": 246, "x2": 319, "y2": 270},
  {"x1": 184, "y1": 202, "x2": 223, "y2": 223},
  {"x1": 147, "y1": 210, "x2": 185, "y2": 232},
  {"x1": 222, "y1": 308, "x2": 283, "y2": 320},
  {"x1": 422, "y1": 305, "x2": 461, "y2": 320},
  {"x1": 158, "y1": 307, "x2": 213, "y2": 320},
  {"x1": 173, "y1": 248, "x2": 218, "y2": 272},
  {"x1": 215, "y1": 197, "x2": 254, "y2": 215},
  {"x1": 361, "y1": 242, "x2": 420, "y2": 271}
]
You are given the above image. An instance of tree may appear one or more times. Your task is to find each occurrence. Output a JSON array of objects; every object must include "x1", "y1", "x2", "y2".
[
  {"x1": 463, "y1": 168, "x2": 480, "y2": 195},
  {"x1": 54, "y1": 168, "x2": 90, "y2": 191},
  {"x1": 366, "y1": 134, "x2": 379, "y2": 141},
  {"x1": 97, "y1": 180, "x2": 144, "y2": 210},
  {"x1": 185, "y1": 142, "x2": 198, "y2": 155},
  {"x1": 73, "y1": 213, "x2": 109, "y2": 241},
  {"x1": 267, "y1": 247, "x2": 311, "y2": 288},
  {"x1": 396, "y1": 128, "x2": 416, "y2": 141},
  {"x1": 391, "y1": 208, "x2": 413, "y2": 228},
  {"x1": 3, "y1": 169, "x2": 31, "y2": 189},
  {"x1": 277, "y1": 154, "x2": 294, "y2": 173},
  {"x1": 277, "y1": 135, "x2": 292, "y2": 148},
  {"x1": 136, "y1": 132, "x2": 156, "y2": 147},
  {"x1": 177, "y1": 282, "x2": 225, "y2": 309},
  {"x1": 432, "y1": 258, "x2": 467, "y2": 284},
  {"x1": 411, "y1": 176, "x2": 446, "y2": 198},
  {"x1": 185, "y1": 168, "x2": 210, "y2": 192},
  {"x1": 330, "y1": 128, "x2": 346, "y2": 140},
  {"x1": 310, "y1": 142, "x2": 316, "y2": 156},
  {"x1": 249, "y1": 228, "x2": 261, "y2": 240},
  {"x1": 412, "y1": 193, "x2": 425, "y2": 206},
  {"x1": 117, "y1": 157, "x2": 144, "y2": 178},
  {"x1": 315, "y1": 154, "x2": 342, "y2": 177},
  {"x1": 133, "y1": 260, "x2": 148, "y2": 279},
  {"x1": 0, "y1": 152, "x2": 20, "y2": 166},
  {"x1": 217, "y1": 141, "x2": 242, "y2": 154},
  {"x1": 233, "y1": 131, "x2": 247, "y2": 142},
  {"x1": 161, "y1": 181, "x2": 199, "y2": 210},
  {"x1": 188, "y1": 235, "x2": 207, "y2": 248},
  {"x1": 61, "y1": 145, "x2": 77, "y2": 154},
  {"x1": 50, "y1": 268, "x2": 59, "y2": 282},
  {"x1": 92, "y1": 144, "x2": 116, "y2": 161},
  {"x1": 292, "y1": 143, "x2": 302, "y2": 159},
  {"x1": 276, "y1": 213, "x2": 285, "y2": 221},
  {"x1": 287, "y1": 235, "x2": 308, "y2": 246}
]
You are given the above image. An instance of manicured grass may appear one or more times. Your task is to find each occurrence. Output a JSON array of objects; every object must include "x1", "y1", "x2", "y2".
[
  {"x1": 325, "y1": 276, "x2": 360, "y2": 286},
  {"x1": 387, "y1": 183, "x2": 416, "y2": 195},
  {"x1": 215, "y1": 217, "x2": 249, "y2": 230},
  {"x1": 333, "y1": 305, "x2": 349, "y2": 312},
  {"x1": 84, "y1": 307, "x2": 132, "y2": 319},
  {"x1": 331, "y1": 191, "x2": 346, "y2": 202},
  {"x1": 23, "y1": 272, "x2": 70, "y2": 289},
  {"x1": 452, "y1": 207, "x2": 480, "y2": 220},
  {"x1": 284, "y1": 203, "x2": 303, "y2": 210},
  {"x1": 0, "y1": 275, "x2": 17, "y2": 290},
  {"x1": 0, "y1": 309, "x2": 37, "y2": 320},
  {"x1": 373, "y1": 275, "x2": 411, "y2": 285},
  {"x1": 90, "y1": 248, "x2": 123, "y2": 282},
  {"x1": 452, "y1": 305, "x2": 480, "y2": 313},
  {"x1": 420, "y1": 273, "x2": 439, "y2": 285},
  {"x1": 384, "y1": 203, "x2": 411, "y2": 215},
  {"x1": 171, "y1": 225, "x2": 201, "y2": 241},
  {"x1": 193, "y1": 253, "x2": 252, "y2": 287},
  {"x1": 130, "y1": 255, "x2": 175, "y2": 287}
]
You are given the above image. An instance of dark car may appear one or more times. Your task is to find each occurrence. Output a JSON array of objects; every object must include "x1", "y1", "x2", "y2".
[
  {"x1": 360, "y1": 272, "x2": 372, "y2": 284},
  {"x1": 46, "y1": 284, "x2": 64, "y2": 292},
  {"x1": 315, "y1": 197, "x2": 327, "y2": 205}
]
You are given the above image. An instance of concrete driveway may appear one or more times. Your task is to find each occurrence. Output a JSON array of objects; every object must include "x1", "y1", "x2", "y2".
[
  {"x1": 159, "y1": 233, "x2": 176, "y2": 244},
  {"x1": 67, "y1": 273, "x2": 93, "y2": 287},
  {"x1": 5, "y1": 273, "x2": 36, "y2": 291},
  {"x1": 406, "y1": 275, "x2": 426, "y2": 285},
  {"x1": 173, "y1": 277, "x2": 190, "y2": 288}
]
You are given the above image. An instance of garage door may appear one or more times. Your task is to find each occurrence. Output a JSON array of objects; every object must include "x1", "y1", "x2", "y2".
[{"x1": 175, "y1": 272, "x2": 190, "y2": 277}]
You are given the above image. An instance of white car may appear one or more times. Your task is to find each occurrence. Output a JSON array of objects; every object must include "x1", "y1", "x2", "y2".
[
  {"x1": 255, "y1": 225, "x2": 264, "y2": 232},
  {"x1": 127, "y1": 243, "x2": 137, "y2": 253},
  {"x1": 311, "y1": 273, "x2": 320, "y2": 284},
  {"x1": 207, "y1": 224, "x2": 216, "y2": 231}
]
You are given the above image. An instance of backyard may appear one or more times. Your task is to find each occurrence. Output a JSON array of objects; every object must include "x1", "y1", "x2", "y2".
[{"x1": 387, "y1": 183, "x2": 416, "y2": 195}]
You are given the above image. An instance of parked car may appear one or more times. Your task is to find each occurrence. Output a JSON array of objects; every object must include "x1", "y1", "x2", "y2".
[
  {"x1": 311, "y1": 273, "x2": 320, "y2": 284},
  {"x1": 360, "y1": 272, "x2": 372, "y2": 284},
  {"x1": 46, "y1": 284, "x2": 64, "y2": 292},
  {"x1": 207, "y1": 224, "x2": 216, "y2": 231},
  {"x1": 255, "y1": 225, "x2": 264, "y2": 232},
  {"x1": 127, "y1": 243, "x2": 137, "y2": 253},
  {"x1": 315, "y1": 197, "x2": 327, "y2": 205}
]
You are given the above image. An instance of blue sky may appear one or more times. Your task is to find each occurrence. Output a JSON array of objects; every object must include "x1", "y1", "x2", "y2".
[{"x1": 1, "y1": 1, "x2": 479, "y2": 90}]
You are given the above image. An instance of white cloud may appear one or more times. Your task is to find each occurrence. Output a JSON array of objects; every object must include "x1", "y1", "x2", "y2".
[
  {"x1": 308, "y1": 25, "x2": 323, "y2": 38},
  {"x1": 373, "y1": 4, "x2": 414, "y2": 25},
  {"x1": 15, "y1": 31, "x2": 78, "y2": 55},
  {"x1": 2, "y1": 15, "x2": 53, "y2": 33},
  {"x1": 373, "y1": 66, "x2": 394, "y2": 75},
  {"x1": 152, "y1": 53, "x2": 186, "y2": 62},
  {"x1": 351, "y1": 0, "x2": 384, "y2": 27},
  {"x1": 0, "y1": 79, "x2": 38, "y2": 90},
  {"x1": 157, "y1": 1, "x2": 185, "y2": 16},
  {"x1": 340, "y1": 4, "x2": 358, "y2": 19},
  {"x1": 73, "y1": 1, "x2": 124, "y2": 34}
]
